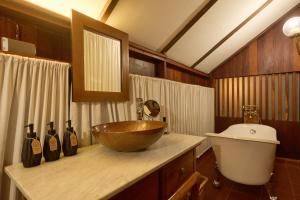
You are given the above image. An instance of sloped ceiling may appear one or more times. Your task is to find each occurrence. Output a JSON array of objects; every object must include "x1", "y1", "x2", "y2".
[
  {"x1": 21, "y1": 0, "x2": 300, "y2": 73},
  {"x1": 166, "y1": 0, "x2": 269, "y2": 68},
  {"x1": 193, "y1": 0, "x2": 300, "y2": 73},
  {"x1": 107, "y1": 0, "x2": 299, "y2": 73},
  {"x1": 106, "y1": 0, "x2": 208, "y2": 50}
]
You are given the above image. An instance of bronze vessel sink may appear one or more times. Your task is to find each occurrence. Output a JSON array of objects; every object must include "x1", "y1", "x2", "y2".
[{"x1": 92, "y1": 121, "x2": 167, "y2": 152}]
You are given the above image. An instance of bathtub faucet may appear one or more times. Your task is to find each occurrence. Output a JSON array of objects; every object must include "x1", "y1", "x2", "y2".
[
  {"x1": 249, "y1": 110, "x2": 257, "y2": 118},
  {"x1": 242, "y1": 105, "x2": 260, "y2": 123},
  {"x1": 136, "y1": 98, "x2": 144, "y2": 120}
]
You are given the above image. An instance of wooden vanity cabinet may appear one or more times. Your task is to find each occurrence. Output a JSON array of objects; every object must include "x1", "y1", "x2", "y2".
[
  {"x1": 161, "y1": 150, "x2": 194, "y2": 199},
  {"x1": 110, "y1": 149, "x2": 196, "y2": 200},
  {"x1": 110, "y1": 171, "x2": 160, "y2": 200},
  {"x1": 6, "y1": 134, "x2": 204, "y2": 200}
]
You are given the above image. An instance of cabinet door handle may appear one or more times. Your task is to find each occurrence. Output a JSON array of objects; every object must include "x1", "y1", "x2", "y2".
[
  {"x1": 180, "y1": 167, "x2": 186, "y2": 177},
  {"x1": 16, "y1": 24, "x2": 20, "y2": 40}
]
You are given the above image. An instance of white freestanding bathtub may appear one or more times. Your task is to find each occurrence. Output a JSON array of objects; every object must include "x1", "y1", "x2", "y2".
[{"x1": 206, "y1": 124, "x2": 280, "y2": 186}]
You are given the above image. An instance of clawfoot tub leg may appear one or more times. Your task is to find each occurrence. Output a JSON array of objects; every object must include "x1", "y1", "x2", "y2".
[
  {"x1": 213, "y1": 162, "x2": 221, "y2": 188},
  {"x1": 265, "y1": 172, "x2": 277, "y2": 200}
]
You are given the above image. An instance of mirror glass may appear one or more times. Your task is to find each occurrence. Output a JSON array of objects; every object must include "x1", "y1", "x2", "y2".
[
  {"x1": 143, "y1": 100, "x2": 160, "y2": 118},
  {"x1": 83, "y1": 29, "x2": 121, "y2": 92}
]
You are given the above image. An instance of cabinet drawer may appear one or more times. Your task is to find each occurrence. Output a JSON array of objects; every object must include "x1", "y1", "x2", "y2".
[
  {"x1": 110, "y1": 171, "x2": 159, "y2": 200},
  {"x1": 162, "y1": 150, "x2": 194, "y2": 199}
]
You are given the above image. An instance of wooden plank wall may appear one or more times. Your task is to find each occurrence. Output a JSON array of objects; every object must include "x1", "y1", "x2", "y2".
[
  {"x1": 129, "y1": 57, "x2": 210, "y2": 86},
  {"x1": 0, "y1": 7, "x2": 71, "y2": 62},
  {"x1": 165, "y1": 65, "x2": 210, "y2": 86},
  {"x1": 211, "y1": 5, "x2": 300, "y2": 159},
  {"x1": 214, "y1": 73, "x2": 300, "y2": 121}
]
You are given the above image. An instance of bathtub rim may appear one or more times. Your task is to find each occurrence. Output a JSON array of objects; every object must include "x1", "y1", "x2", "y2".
[
  {"x1": 227, "y1": 123, "x2": 277, "y2": 132},
  {"x1": 205, "y1": 133, "x2": 280, "y2": 144}
]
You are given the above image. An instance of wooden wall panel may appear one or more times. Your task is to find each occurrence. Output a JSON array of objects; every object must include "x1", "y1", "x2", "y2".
[
  {"x1": 292, "y1": 73, "x2": 297, "y2": 121},
  {"x1": 165, "y1": 66, "x2": 209, "y2": 86},
  {"x1": 0, "y1": 16, "x2": 18, "y2": 39},
  {"x1": 257, "y1": 21, "x2": 294, "y2": 74},
  {"x1": 128, "y1": 57, "x2": 210, "y2": 86},
  {"x1": 0, "y1": 9, "x2": 71, "y2": 62},
  {"x1": 129, "y1": 57, "x2": 156, "y2": 77},
  {"x1": 214, "y1": 73, "x2": 299, "y2": 121},
  {"x1": 211, "y1": 40, "x2": 257, "y2": 78},
  {"x1": 293, "y1": 37, "x2": 300, "y2": 70}
]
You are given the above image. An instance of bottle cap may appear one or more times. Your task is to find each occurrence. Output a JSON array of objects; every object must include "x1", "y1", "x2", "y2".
[
  {"x1": 47, "y1": 122, "x2": 56, "y2": 136},
  {"x1": 66, "y1": 120, "x2": 74, "y2": 132},
  {"x1": 24, "y1": 124, "x2": 36, "y2": 138},
  {"x1": 47, "y1": 122, "x2": 54, "y2": 130},
  {"x1": 24, "y1": 124, "x2": 34, "y2": 133}
]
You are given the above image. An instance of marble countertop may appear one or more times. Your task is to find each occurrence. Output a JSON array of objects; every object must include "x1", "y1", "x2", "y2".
[{"x1": 5, "y1": 133, "x2": 205, "y2": 200}]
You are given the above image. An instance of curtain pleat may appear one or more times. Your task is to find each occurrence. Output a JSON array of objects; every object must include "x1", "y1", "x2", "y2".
[
  {"x1": 84, "y1": 30, "x2": 121, "y2": 92},
  {"x1": 71, "y1": 74, "x2": 214, "y2": 156},
  {"x1": 0, "y1": 53, "x2": 70, "y2": 200}
]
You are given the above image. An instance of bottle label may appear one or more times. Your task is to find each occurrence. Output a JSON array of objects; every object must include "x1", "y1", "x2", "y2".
[
  {"x1": 70, "y1": 133, "x2": 78, "y2": 147},
  {"x1": 49, "y1": 136, "x2": 58, "y2": 151},
  {"x1": 31, "y1": 139, "x2": 42, "y2": 155}
]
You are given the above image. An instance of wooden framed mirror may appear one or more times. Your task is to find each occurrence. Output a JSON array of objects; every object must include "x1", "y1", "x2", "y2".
[{"x1": 71, "y1": 10, "x2": 129, "y2": 102}]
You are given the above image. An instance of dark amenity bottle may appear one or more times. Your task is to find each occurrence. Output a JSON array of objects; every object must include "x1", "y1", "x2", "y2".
[
  {"x1": 21, "y1": 124, "x2": 42, "y2": 168},
  {"x1": 43, "y1": 122, "x2": 61, "y2": 162},
  {"x1": 63, "y1": 120, "x2": 78, "y2": 156}
]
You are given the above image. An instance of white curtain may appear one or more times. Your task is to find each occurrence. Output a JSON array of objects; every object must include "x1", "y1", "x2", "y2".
[
  {"x1": 71, "y1": 74, "x2": 214, "y2": 155},
  {"x1": 0, "y1": 53, "x2": 70, "y2": 200},
  {"x1": 0, "y1": 54, "x2": 213, "y2": 199},
  {"x1": 84, "y1": 30, "x2": 121, "y2": 92}
]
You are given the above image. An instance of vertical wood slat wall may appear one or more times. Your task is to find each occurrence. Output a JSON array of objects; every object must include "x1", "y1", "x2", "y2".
[{"x1": 214, "y1": 72, "x2": 300, "y2": 121}]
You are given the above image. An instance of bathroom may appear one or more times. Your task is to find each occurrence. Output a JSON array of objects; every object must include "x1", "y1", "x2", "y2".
[{"x1": 0, "y1": 0, "x2": 299, "y2": 200}]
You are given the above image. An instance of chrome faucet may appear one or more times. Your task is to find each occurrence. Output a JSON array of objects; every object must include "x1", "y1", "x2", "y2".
[{"x1": 136, "y1": 98, "x2": 144, "y2": 120}]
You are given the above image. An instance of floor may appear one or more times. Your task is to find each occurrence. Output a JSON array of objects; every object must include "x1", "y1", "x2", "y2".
[{"x1": 196, "y1": 149, "x2": 300, "y2": 200}]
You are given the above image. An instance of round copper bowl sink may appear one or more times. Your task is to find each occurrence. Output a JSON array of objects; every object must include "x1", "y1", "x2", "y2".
[{"x1": 92, "y1": 121, "x2": 167, "y2": 152}]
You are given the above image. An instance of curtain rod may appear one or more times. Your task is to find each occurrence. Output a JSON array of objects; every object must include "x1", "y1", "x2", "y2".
[{"x1": 0, "y1": 51, "x2": 71, "y2": 64}]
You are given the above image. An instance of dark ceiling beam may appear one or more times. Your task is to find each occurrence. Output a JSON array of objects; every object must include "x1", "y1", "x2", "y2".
[
  {"x1": 161, "y1": 0, "x2": 217, "y2": 53},
  {"x1": 101, "y1": 0, "x2": 119, "y2": 23},
  {"x1": 191, "y1": 0, "x2": 273, "y2": 68}
]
